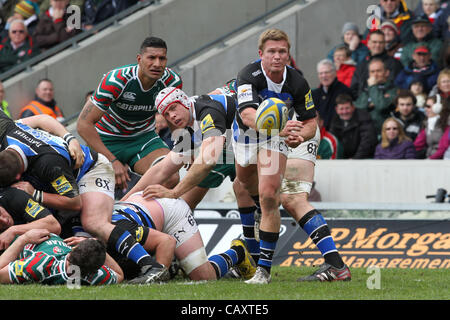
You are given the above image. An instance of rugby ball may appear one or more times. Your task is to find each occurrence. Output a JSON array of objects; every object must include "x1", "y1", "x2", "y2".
[{"x1": 255, "y1": 98, "x2": 288, "y2": 136}]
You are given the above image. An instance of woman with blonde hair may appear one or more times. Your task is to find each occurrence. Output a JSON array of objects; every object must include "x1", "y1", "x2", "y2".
[{"x1": 374, "y1": 117, "x2": 417, "y2": 159}]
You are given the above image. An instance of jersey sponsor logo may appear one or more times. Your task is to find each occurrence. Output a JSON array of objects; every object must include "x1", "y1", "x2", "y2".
[
  {"x1": 14, "y1": 261, "x2": 24, "y2": 277},
  {"x1": 237, "y1": 84, "x2": 253, "y2": 103},
  {"x1": 200, "y1": 114, "x2": 216, "y2": 134},
  {"x1": 135, "y1": 226, "x2": 144, "y2": 243},
  {"x1": 52, "y1": 175, "x2": 73, "y2": 195},
  {"x1": 122, "y1": 92, "x2": 136, "y2": 101},
  {"x1": 53, "y1": 246, "x2": 63, "y2": 254},
  {"x1": 25, "y1": 199, "x2": 44, "y2": 218},
  {"x1": 115, "y1": 102, "x2": 155, "y2": 112},
  {"x1": 305, "y1": 90, "x2": 315, "y2": 110},
  {"x1": 252, "y1": 70, "x2": 262, "y2": 77}
]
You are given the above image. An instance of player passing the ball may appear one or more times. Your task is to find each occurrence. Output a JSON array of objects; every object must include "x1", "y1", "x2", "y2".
[{"x1": 233, "y1": 28, "x2": 317, "y2": 284}]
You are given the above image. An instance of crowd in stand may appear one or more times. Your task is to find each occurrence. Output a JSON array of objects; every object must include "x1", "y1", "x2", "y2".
[
  {"x1": 0, "y1": 0, "x2": 140, "y2": 73},
  {"x1": 1, "y1": 0, "x2": 450, "y2": 160},
  {"x1": 316, "y1": 0, "x2": 450, "y2": 160}
]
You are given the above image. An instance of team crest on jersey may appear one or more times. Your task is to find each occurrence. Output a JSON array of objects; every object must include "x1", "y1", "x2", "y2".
[
  {"x1": 53, "y1": 246, "x2": 63, "y2": 254},
  {"x1": 122, "y1": 92, "x2": 136, "y2": 101},
  {"x1": 305, "y1": 90, "x2": 314, "y2": 110},
  {"x1": 135, "y1": 226, "x2": 144, "y2": 242},
  {"x1": 200, "y1": 114, "x2": 216, "y2": 134},
  {"x1": 52, "y1": 176, "x2": 73, "y2": 195},
  {"x1": 25, "y1": 199, "x2": 44, "y2": 218}
]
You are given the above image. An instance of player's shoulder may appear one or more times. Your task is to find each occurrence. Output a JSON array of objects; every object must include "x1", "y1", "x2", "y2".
[
  {"x1": 237, "y1": 59, "x2": 263, "y2": 80},
  {"x1": 104, "y1": 64, "x2": 137, "y2": 82},
  {"x1": 160, "y1": 67, "x2": 182, "y2": 87},
  {"x1": 286, "y1": 66, "x2": 309, "y2": 88}
]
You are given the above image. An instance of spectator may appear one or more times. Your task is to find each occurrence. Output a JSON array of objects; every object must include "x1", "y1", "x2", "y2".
[
  {"x1": 329, "y1": 93, "x2": 378, "y2": 159},
  {"x1": 380, "y1": 20, "x2": 402, "y2": 60},
  {"x1": 82, "y1": 0, "x2": 138, "y2": 30},
  {"x1": 333, "y1": 45, "x2": 356, "y2": 88},
  {"x1": 400, "y1": 14, "x2": 443, "y2": 68},
  {"x1": 421, "y1": 0, "x2": 450, "y2": 38},
  {"x1": 0, "y1": 81, "x2": 11, "y2": 118},
  {"x1": 317, "y1": 112, "x2": 343, "y2": 159},
  {"x1": 0, "y1": 19, "x2": 39, "y2": 74},
  {"x1": 350, "y1": 30, "x2": 403, "y2": 98},
  {"x1": 374, "y1": 117, "x2": 417, "y2": 159},
  {"x1": 409, "y1": 80, "x2": 428, "y2": 110},
  {"x1": 327, "y1": 22, "x2": 369, "y2": 65},
  {"x1": 364, "y1": 0, "x2": 413, "y2": 43},
  {"x1": 414, "y1": 95, "x2": 449, "y2": 158},
  {"x1": 33, "y1": 0, "x2": 82, "y2": 51},
  {"x1": 354, "y1": 58, "x2": 398, "y2": 133},
  {"x1": 429, "y1": 68, "x2": 450, "y2": 99},
  {"x1": 312, "y1": 59, "x2": 352, "y2": 130},
  {"x1": 395, "y1": 45, "x2": 440, "y2": 94},
  {"x1": 3, "y1": 0, "x2": 40, "y2": 37},
  {"x1": 391, "y1": 89, "x2": 425, "y2": 141},
  {"x1": 39, "y1": 0, "x2": 85, "y2": 13},
  {"x1": 19, "y1": 78, "x2": 65, "y2": 122}
]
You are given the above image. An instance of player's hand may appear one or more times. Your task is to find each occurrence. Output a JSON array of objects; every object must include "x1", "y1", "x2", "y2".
[
  {"x1": 112, "y1": 160, "x2": 131, "y2": 192},
  {"x1": 11, "y1": 181, "x2": 34, "y2": 195},
  {"x1": 22, "y1": 229, "x2": 50, "y2": 244},
  {"x1": 64, "y1": 236, "x2": 89, "y2": 247},
  {"x1": 0, "y1": 229, "x2": 16, "y2": 250},
  {"x1": 68, "y1": 139, "x2": 85, "y2": 169},
  {"x1": 280, "y1": 120, "x2": 304, "y2": 147},
  {"x1": 142, "y1": 184, "x2": 176, "y2": 200}
]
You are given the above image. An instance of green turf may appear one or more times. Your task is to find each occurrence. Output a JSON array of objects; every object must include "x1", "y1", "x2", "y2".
[{"x1": 0, "y1": 266, "x2": 448, "y2": 300}]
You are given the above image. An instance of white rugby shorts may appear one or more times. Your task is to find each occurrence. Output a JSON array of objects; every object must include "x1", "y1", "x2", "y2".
[{"x1": 78, "y1": 153, "x2": 115, "y2": 199}]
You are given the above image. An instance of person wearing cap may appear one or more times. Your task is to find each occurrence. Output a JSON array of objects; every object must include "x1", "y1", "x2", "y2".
[
  {"x1": 2, "y1": 0, "x2": 39, "y2": 37},
  {"x1": 380, "y1": 20, "x2": 403, "y2": 60},
  {"x1": 0, "y1": 19, "x2": 39, "y2": 74},
  {"x1": 400, "y1": 13, "x2": 443, "y2": 68},
  {"x1": 395, "y1": 45, "x2": 440, "y2": 93},
  {"x1": 77, "y1": 36, "x2": 182, "y2": 196},
  {"x1": 326, "y1": 22, "x2": 369, "y2": 65},
  {"x1": 122, "y1": 87, "x2": 239, "y2": 212}
]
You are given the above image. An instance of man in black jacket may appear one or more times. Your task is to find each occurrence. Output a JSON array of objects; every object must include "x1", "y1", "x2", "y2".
[
  {"x1": 312, "y1": 59, "x2": 352, "y2": 130},
  {"x1": 329, "y1": 93, "x2": 378, "y2": 159}
]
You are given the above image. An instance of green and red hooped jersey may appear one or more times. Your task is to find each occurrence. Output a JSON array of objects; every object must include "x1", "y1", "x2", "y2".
[
  {"x1": 8, "y1": 234, "x2": 118, "y2": 285},
  {"x1": 91, "y1": 64, "x2": 182, "y2": 138}
]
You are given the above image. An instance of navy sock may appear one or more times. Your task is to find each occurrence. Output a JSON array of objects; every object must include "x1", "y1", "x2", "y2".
[
  {"x1": 107, "y1": 225, "x2": 162, "y2": 269},
  {"x1": 258, "y1": 230, "x2": 279, "y2": 274},
  {"x1": 208, "y1": 246, "x2": 242, "y2": 279},
  {"x1": 298, "y1": 210, "x2": 344, "y2": 269},
  {"x1": 238, "y1": 206, "x2": 260, "y2": 263}
]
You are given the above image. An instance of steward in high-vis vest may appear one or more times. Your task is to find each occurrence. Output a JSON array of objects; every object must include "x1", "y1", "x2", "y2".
[{"x1": 19, "y1": 79, "x2": 65, "y2": 123}]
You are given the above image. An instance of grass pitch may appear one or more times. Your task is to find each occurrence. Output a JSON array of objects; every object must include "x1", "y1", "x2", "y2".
[{"x1": 0, "y1": 266, "x2": 448, "y2": 301}]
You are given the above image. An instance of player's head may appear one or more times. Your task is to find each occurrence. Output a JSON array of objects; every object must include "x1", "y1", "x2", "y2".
[
  {"x1": 137, "y1": 36, "x2": 168, "y2": 82},
  {"x1": 68, "y1": 238, "x2": 106, "y2": 278},
  {"x1": 0, "y1": 149, "x2": 22, "y2": 188},
  {"x1": 155, "y1": 87, "x2": 192, "y2": 127},
  {"x1": 258, "y1": 29, "x2": 291, "y2": 75}
]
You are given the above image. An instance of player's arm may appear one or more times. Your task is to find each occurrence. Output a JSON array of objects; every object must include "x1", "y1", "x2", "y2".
[
  {"x1": 0, "y1": 229, "x2": 50, "y2": 283},
  {"x1": 122, "y1": 151, "x2": 184, "y2": 200},
  {"x1": 19, "y1": 115, "x2": 85, "y2": 169},
  {"x1": 142, "y1": 135, "x2": 225, "y2": 200},
  {"x1": 103, "y1": 252, "x2": 124, "y2": 283},
  {"x1": 77, "y1": 99, "x2": 130, "y2": 190},
  {"x1": 236, "y1": 75, "x2": 259, "y2": 130},
  {"x1": 143, "y1": 228, "x2": 176, "y2": 268}
]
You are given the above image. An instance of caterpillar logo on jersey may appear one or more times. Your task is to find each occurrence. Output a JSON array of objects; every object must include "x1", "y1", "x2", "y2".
[
  {"x1": 25, "y1": 199, "x2": 44, "y2": 218},
  {"x1": 135, "y1": 226, "x2": 144, "y2": 242},
  {"x1": 52, "y1": 175, "x2": 73, "y2": 195},
  {"x1": 200, "y1": 114, "x2": 216, "y2": 134},
  {"x1": 305, "y1": 90, "x2": 315, "y2": 110}
]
